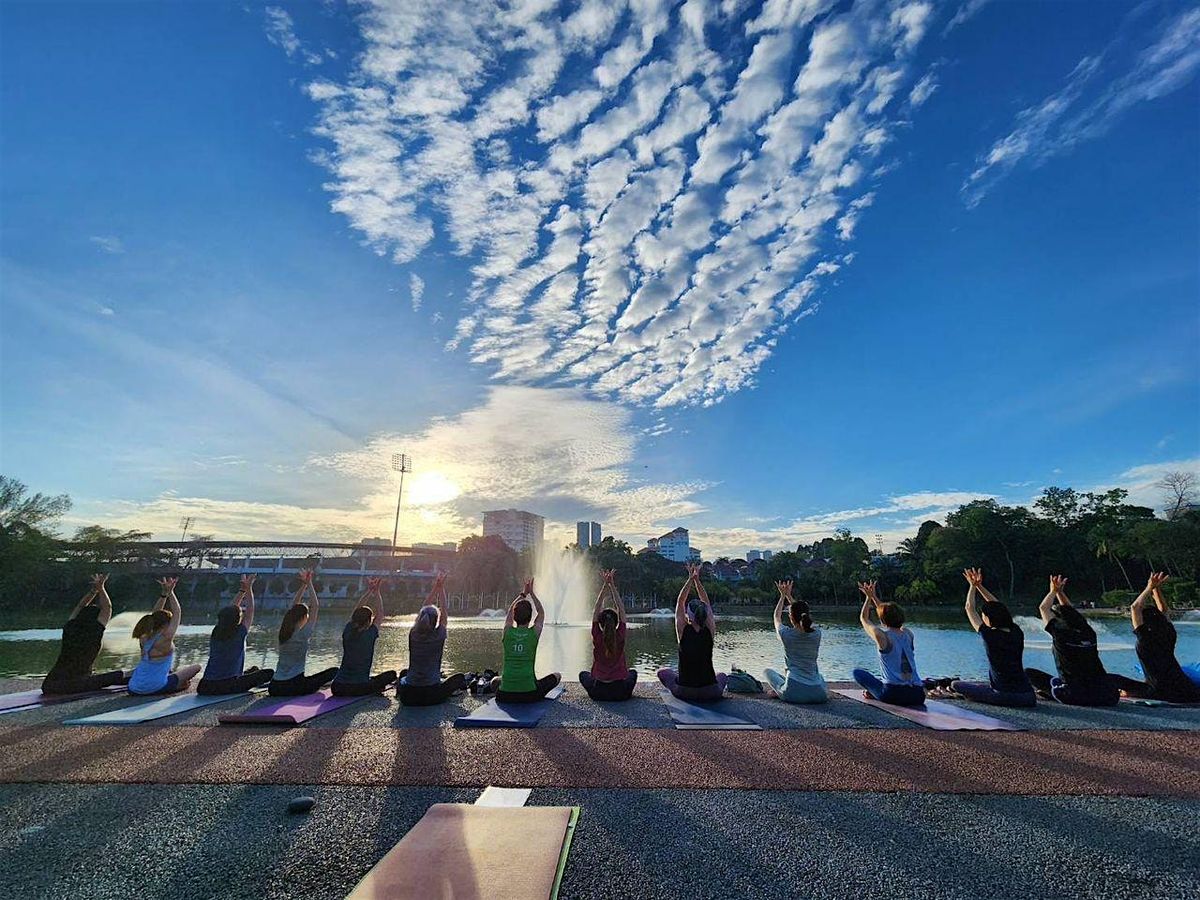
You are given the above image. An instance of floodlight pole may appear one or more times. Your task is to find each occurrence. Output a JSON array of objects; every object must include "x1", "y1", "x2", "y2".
[{"x1": 391, "y1": 453, "x2": 412, "y2": 550}]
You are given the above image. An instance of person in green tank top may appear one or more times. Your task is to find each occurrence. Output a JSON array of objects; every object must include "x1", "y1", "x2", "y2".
[{"x1": 489, "y1": 578, "x2": 561, "y2": 703}]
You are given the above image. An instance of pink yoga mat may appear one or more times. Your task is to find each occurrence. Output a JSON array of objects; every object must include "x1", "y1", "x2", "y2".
[
  {"x1": 217, "y1": 688, "x2": 366, "y2": 726},
  {"x1": 0, "y1": 686, "x2": 125, "y2": 714},
  {"x1": 832, "y1": 688, "x2": 1021, "y2": 731}
]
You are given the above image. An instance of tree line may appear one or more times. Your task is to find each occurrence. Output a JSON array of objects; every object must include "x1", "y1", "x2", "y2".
[{"x1": 2, "y1": 473, "x2": 1197, "y2": 614}]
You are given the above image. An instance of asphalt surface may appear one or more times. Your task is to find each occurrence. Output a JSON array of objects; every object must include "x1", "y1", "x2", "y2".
[{"x1": 0, "y1": 784, "x2": 1196, "y2": 900}]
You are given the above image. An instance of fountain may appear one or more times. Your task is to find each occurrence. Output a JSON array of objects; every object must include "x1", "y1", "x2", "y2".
[{"x1": 533, "y1": 546, "x2": 595, "y2": 625}]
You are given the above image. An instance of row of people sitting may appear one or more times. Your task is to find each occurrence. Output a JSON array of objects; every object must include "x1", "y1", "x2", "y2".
[{"x1": 41, "y1": 567, "x2": 1198, "y2": 710}]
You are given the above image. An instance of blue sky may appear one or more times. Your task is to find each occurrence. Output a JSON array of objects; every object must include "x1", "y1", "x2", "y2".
[{"x1": 1, "y1": 0, "x2": 1197, "y2": 556}]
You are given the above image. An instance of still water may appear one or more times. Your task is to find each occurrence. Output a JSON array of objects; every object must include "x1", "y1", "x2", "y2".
[{"x1": 2, "y1": 608, "x2": 1197, "y2": 682}]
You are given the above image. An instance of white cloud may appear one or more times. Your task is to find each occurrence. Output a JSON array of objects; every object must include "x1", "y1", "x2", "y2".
[
  {"x1": 908, "y1": 70, "x2": 937, "y2": 107},
  {"x1": 963, "y1": 7, "x2": 1200, "y2": 206},
  {"x1": 303, "y1": 0, "x2": 934, "y2": 407},
  {"x1": 409, "y1": 273, "x2": 425, "y2": 311},
  {"x1": 89, "y1": 235, "x2": 124, "y2": 254},
  {"x1": 942, "y1": 0, "x2": 991, "y2": 35},
  {"x1": 264, "y1": 6, "x2": 326, "y2": 66}
]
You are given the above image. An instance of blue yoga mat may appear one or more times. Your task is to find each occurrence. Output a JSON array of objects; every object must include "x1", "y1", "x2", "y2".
[
  {"x1": 454, "y1": 684, "x2": 565, "y2": 728},
  {"x1": 658, "y1": 688, "x2": 762, "y2": 730},
  {"x1": 65, "y1": 689, "x2": 260, "y2": 725}
]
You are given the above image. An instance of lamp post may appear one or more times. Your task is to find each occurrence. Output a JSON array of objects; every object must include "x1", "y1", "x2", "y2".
[{"x1": 391, "y1": 453, "x2": 412, "y2": 550}]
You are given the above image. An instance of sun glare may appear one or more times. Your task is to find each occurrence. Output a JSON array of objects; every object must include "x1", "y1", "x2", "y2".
[{"x1": 405, "y1": 470, "x2": 462, "y2": 506}]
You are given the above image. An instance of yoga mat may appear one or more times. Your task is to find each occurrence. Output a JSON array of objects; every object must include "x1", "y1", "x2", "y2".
[
  {"x1": 832, "y1": 688, "x2": 1021, "y2": 731},
  {"x1": 476, "y1": 786, "x2": 531, "y2": 808},
  {"x1": 346, "y1": 804, "x2": 577, "y2": 900},
  {"x1": 1119, "y1": 697, "x2": 1200, "y2": 708},
  {"x1": 0, "y1": 686, "x2": 124, "y2": 714},
  {"x1": 218, "y1": 689, "x2": 366, "y2": 726},
  {"x1": 658, "y1": 688, "x2": 762, "y2": 730},
  {"x1": 64, "y1": 689, "x2": 260, "y2": 725},
  {"x1": 454, "y1": 684, "x2": 565, "y2": 728}
]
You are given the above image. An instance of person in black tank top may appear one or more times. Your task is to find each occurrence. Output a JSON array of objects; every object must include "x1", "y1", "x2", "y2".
[
  {"x1": 657, "y1": 564, "x2": 727, "y2": 702},
  {"x1": 42, "y1": 574, "x2": 128, "y2": 694}
]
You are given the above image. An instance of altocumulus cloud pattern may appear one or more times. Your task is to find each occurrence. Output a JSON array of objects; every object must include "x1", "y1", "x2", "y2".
[{"x1": 306, "y1": 0, "x2": 936, "y2": 407}]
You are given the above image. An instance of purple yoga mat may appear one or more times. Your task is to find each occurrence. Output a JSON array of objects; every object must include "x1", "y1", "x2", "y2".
[
  {"x1": 217, "y1": 688, "x2": 366, "y2": 726},
  {"x1": 0, "y1": 686, "x2": 125, "y2": 714}
]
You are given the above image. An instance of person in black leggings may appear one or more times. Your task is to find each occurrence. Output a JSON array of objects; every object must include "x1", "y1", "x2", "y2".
[
  {"x1": 580, "y1": 569, "x2": 637, "y2": 701},
  {"x1": 947, "y1": 568, "x2": 1036, "y2": 707},
  {"x1": 332, "y1": 577, "x2": 397, "y2": 696},
  {"x1": 42, "y1": 574, "x2": 128, "y2": 694},
  {"x1": 1109, "y1": 573, "x2": 1200, "y2": 703},
  {"x1": 268, "y1": 570, "x2": 338, "y2": 696},
  {"x1": 398, "y1": 572, "x2": 468, "y2": 706},
  {"x1": 1025, "y1": 575, "x2": 1119, "y2": 706},
  {"x1": 197, "y1": 574, "x2": 274, "y2": 695}
]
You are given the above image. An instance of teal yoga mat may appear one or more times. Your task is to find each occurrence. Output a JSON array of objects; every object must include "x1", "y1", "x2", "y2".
[{"x1": 65, "y1": 689, "x2": 259, "y2": 725}]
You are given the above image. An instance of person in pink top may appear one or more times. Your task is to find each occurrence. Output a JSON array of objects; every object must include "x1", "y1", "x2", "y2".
[{"x1": 579, "y1": 569, "x2": 637, "y2": 701}]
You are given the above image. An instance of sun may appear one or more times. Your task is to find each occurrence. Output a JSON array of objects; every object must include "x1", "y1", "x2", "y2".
[{"x1": 405, "y1": 470, "x2": 462, "y2": 506}]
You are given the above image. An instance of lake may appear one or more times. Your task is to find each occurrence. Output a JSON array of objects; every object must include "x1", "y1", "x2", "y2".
[{"x1": 3, "y1": 607, "x2": 1198, "y2": 682}]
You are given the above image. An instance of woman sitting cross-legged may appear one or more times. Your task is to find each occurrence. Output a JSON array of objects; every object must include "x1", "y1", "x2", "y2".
[
  {"x1": 128, "y1": 577, "x2": 201, "y2": 696},
  {"x1": 197, "y1": 574, "x2": 274, "y2": 695},
  {"x1": 657, "y1": 564, "x2": 727, "y2": 702},
  {"x1": 1024, "y1": 575, "x2": 1119, "y2": 707},
  {"x1": 948, "y1": 568, "x2": 1036, "y2": 707},
  {"x1": 580, "y1": 569, "x2": 637, "y2": 702},
  {"x1": 331, "y1": 577, "x2": 397, "y2": 697},
  {"x1": 398, "y1": 572, "x2": 468, "y2": 706},
  {"x1": 1108, "y1": 573, "x2": 1200, "y2": 703},
  {"x1": 763, "y1": 580, "x2": 828, "y2": 704},
  {"x1": 488, "y1": 578, "x2": 561, "y2": 702},
  {"x1": 42, "y1": 573, "x2": 129, "y2": 695},
  {"x1": 268, "y1": 569, "x2": 338, "y2": 697},
  {"x1": 851, "y1": 580, "x2": 925, "y2": 707}
]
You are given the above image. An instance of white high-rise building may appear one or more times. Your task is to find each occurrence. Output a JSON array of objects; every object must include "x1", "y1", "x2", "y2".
[
  {"x1": 646, "y1": 527, "x2": 699, "y2": 563},
  {"x1": 483, "y1": 509, "x2": 544, "y2": 554}
]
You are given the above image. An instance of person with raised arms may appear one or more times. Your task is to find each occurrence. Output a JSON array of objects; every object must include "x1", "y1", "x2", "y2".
[
  {"x1": 128, "y1": 576, "x2": 201, "y2": 695},
  {"x1": 197, "y1": 574, "x2": 274, "y2": 695},
  {"x1": 762, "y1": 580, "x2": 828, "y2": 704},
  {"x1": 946, "y1": 568, "x2": 1037, "y2": 707},
  {"x1": 580, "y1": 569, "x2": 637, "y2": 702},
  {"x1": 1108, "y1": 573, "x2": 1200, "y2": 703},
  {"x1": 851, "y1": 580, "x2": 925, "y2": 707},
  {"x1": 1024, "y1": 575, "x2": 1119, "y2": 706},
  {"x1": 332, "y1": 577, "x2": 398, "y2": 697},
  {"x1": 42, "y1": 573, "x2": 129, "y2": 695},
  {"x1": 268, "y1": 569, "x2": 338, "y2": 697},
  {"x1": 657, "y1": 564, "x2": 726, "y2": 702},
  {"x1": 488, "y1": 578, "x2": 561, "y2": 702},
  {"x1": 398, "y1": 571, "x2": 469, "y2": 705}
]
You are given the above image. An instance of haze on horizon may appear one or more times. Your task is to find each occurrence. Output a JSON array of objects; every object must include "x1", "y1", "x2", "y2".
[{"x1": 1, "y1": 0, "x2": 1197, "y2": 558}]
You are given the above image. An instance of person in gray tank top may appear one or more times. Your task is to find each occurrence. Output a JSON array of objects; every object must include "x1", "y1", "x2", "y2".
[
  {"x1": 268, "y1": 569, "x2": 338, "y2": 697},
  {"x1": 398, "y1": 571, "x2": 468, "y2": 705}
]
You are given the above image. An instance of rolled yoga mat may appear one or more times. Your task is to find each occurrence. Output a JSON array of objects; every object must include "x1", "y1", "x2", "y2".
[
  {"x1": 346, "y1": 804, "x2": 579, "y2": 900},
  {"x1": 0, "y1": 686, "x2": 125, "y2": 714},
  {"x1": 454, "y1": 684, "x2": 565, "y2": 728},
  {"x1": 65, "y1": 688, "x2": 262, "y2": 725},
  {"x1": 658, "y1": 688, "x2": 762, "y2": 730},
  {"x1": 218, "y1": 688, "x2": 368, "y2": 726},
  {"x1": 832, "y1": 688, "x2": 1021, "y2": 731}
]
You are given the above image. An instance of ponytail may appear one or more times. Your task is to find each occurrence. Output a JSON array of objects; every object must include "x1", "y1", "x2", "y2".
[
  {"x1": 133, "y1": 609, "x2": 171, "y2": 641},
  {"x1": 599, "y1": 609, "x2": 618, "y2": 657},
  {"x1": 789, "y1": 600, "x2": 814, "y2": 633}
]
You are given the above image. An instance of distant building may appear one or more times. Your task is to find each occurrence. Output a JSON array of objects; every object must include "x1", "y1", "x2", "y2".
[
  {"x1": 746, "y1": 549, "x2": 775, "y2": 562},
  {"x1": 483, "y1": 509, "x2": 545, "y2": 554},
  {"x1": 413, "y1": 541, "x2": 457, "y2": 552},
  {"x1": 576, "y1": 521, "x2": 602, "y2": 548},
  {"x1": 762, "y1": 550, "x2": 773, "y2": 561},
  {"x1": 645, "y1": 527, "x2": 699, "y2": 564}
]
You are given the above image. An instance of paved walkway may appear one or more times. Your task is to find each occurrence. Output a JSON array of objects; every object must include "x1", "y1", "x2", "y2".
[{"x1": 2, "y1": 679, "x2": 1198, "y2": 899}]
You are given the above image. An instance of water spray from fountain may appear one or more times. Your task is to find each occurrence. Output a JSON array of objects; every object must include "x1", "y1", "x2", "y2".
[{"x1": 533, "y1": 545, "x2": 596, "y2": 625}]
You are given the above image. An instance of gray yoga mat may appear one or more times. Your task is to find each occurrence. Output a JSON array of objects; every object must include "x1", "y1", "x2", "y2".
[
  {"x1": 454, "y1": 684, "x2": 565, "y2": 728},
  {"x1": 658, "y1": 688, "x2": 762, "y2": 730}
]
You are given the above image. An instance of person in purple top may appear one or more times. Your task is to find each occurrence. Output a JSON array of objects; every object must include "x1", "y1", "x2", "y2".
[{"x1": 581, "y1": 569, "x2": 637, "y2": 701}]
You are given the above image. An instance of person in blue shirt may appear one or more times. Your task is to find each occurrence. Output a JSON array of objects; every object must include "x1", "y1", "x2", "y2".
[
  {"x1": 851, "y1": 580, "x2": 925, "y2": 707},
  {"x1": 332, "y1": 577, "x2": 397, "y2": 696},
  {"x1": 197, "y1": 574, "x2": 274, "y2": 695}
]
